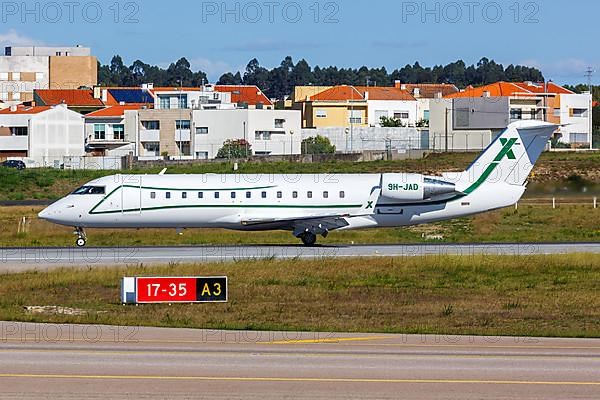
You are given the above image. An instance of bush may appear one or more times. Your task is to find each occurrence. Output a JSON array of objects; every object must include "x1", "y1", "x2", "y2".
[
  {"x1": 216, "y1": 139, "x2": 252, "y2": 159},
  {"x1": 301, "y1": 136, "x2": 336, "y2": 155}
]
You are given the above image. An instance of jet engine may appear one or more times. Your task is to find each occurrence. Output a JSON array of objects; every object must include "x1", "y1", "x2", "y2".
[{"x1": 381, "y1": 173, "x2": 460, "y2": 202}]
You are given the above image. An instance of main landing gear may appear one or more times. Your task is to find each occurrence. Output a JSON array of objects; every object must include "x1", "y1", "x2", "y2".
[
  {"x1": 298, "y1": 232, "x2": 318, "y2": 247},
  {"x1": 74, "y1": 227, "x2": 87, "y2": 247}
]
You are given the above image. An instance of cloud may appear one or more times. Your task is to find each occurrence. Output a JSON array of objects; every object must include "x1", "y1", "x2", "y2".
[
  {"x1": 221, "y1": 39, "x2": 321, "y2": 52},
  {"x1": 371, "y1": 40, "x2": 429, "y2": 49},
  {"x1": 0, "y1": 29, "x2": 44, "y2": 47},
  {"x1": 519, "y1": 58, "x2": 595, "y2": 80},
  {"x1": 189, "y1": 58, "x2": 244, "y2": 81}
]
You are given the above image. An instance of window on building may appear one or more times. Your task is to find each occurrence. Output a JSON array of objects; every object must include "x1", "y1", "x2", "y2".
[
  {"x1": 10, "y1": 127, "x2": 27, "y2": 136},
  {"x1": 176, "y1": 120, "x2": 191, "y2": 130},
  {"x1": 166, "y1": 192, "x2": 171, "y2": 199},
  {"x1": 150, "y1": 192, "x2": 156, "y2": 199},
  {"x1": 196, "y1": 151, "x2": 209, "y2": 160},
  {"x1": 349, "y1": 117, "x2": 362, "y2": 124},
  {"x1": 182, "y1": 192, "x2": 187, "y2": 199},
  {"x1": 261, "y1": 191, "x2": 267, "y2": 199},
  {"x1": 323, "y1": 191, "x2": 329, "y2": 199},
  {"x1": 159, "y1": 96, "x2": 170, "y2": 109},
  {"x1": 94, "y1": 124, "x2": 106, "y2": 140},
  {"x1": 339, "y1": 191, "x2": 345, "y2": 198},
  {"x1": 196, "y1": 127, "x2": 209, "y2": 134},
  {"x1": 12, "y1": 72, "x2": 20, "y2": 81},
  {"x1": 142, "y1": 120, "x2": 160, "y2": 130},
  {"x1": 307, "y1": 191, "x2": 313, "y2": 199},
  {"x1": 113, "y1": 124, "x2": 124, "y2": 140},
  {"x1": 0, "y1": 73, "x2": 8, "y2": 81},
  {"x1": 553, "y1": 108, "x2": 561, "y2": 117},
  {"x1": 274, "y1": 119, "x2": 285, "y2": 128},
  {"x1": 423, "y1": 110, "x2": 430, "y2": 121},
  {"x1": 143, "y1": 142, "x2": 160, "y2": 155},
  {"x1": 394, "y1": 111, "x2": 410, "y2": 120},
  {"x1": 35, "y1": 72, "x2": 44, "y2": 82},
  {"x1": 316, "y1": 109, "x2": 327, "y2": 118},
  {"x1": 292, "y1": 191, "x2": 298, "y2": 199},
  {"x1": 570, "y1": 108, "x2": 588, "y2": 118},
  {"x1": 12, "y1": 92, "x2": 20, "y2": 101},
  {"x1": 510, "y1": 108, "x2": 523, "y2": 120},
  {"x1": 178, "y1": 95, "x2": 188, "y2": 109},
  {"x1": 277, "y1": 191, "x2": 282, "y2": 199},
  {"x1": 349, "y1": 110, "x2": 362, "y2": 124},
  {"x1": 55, "y1": 51, "x2": 62, "y2": 56}
]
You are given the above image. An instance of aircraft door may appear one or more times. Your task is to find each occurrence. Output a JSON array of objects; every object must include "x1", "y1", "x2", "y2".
[{"x1": 120, "y1": 175, "x2": 143, "y2": 215}]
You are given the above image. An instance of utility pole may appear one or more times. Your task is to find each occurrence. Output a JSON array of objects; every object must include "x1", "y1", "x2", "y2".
[{"x1": 586, "y1": 67, "x2": 594, "y2": 149}]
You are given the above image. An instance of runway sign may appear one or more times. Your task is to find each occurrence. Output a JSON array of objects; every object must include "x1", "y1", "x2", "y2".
[{"x1": 121, "y1": 277, "x2": 228, "y2": 304}]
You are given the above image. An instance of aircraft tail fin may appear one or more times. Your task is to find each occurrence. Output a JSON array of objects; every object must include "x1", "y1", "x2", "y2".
[{"x1": 452, "y1": 121, "x2": 557, "y2": 194}]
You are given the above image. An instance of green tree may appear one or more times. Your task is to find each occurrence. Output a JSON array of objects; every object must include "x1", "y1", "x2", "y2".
[
  {"x1": 216, "y1": 139, "x2": 252, "y2": 159},
  {"x1": 380, "y1": 116, "x2": 406, "y2": 127},
  {"x1": 301, "y1": 136, "x2": 336, "y2": 155}
]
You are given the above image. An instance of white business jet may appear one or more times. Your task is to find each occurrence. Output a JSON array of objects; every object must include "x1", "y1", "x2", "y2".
[{"x1": 39, "y1": 120, "x2": 556, "y2": 247}]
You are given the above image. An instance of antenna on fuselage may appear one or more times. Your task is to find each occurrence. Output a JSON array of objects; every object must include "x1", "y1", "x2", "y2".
[{"x1": 159, "y1": 168, "x2": 167, "y2": 176}]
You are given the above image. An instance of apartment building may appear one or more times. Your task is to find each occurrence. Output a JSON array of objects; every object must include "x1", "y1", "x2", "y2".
[
  {"x1": 0, "y1": 45, "x2": 97, "y2": 104},
  {"x1": 399, "y1": 82, "x2": 459, "y2": 122}
]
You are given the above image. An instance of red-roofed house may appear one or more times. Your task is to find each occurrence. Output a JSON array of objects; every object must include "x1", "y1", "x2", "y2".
[
  {"x1": 34, "y1": 89, "x2": 105, "y2": 114},
  {"x1": 84, "y1": 105, "x2": 142, "y2": 156},
  {"x1": 427, "y1": 81, "x2": 592, "y2": 149},
  {"x1": 0, "y1": 104, "x2": 84, "y2": 165},
  {"x1": 293, "y1": 84, "x2": 419, "y2": 128},
  {"x1": 215, "y1": 85, "x2": 273, "y2": 109}
]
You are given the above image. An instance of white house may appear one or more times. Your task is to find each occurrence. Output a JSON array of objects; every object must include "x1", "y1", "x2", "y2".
[
  {"x1": 192, "y1": 109, "x2": 302, "y2": 159},
  {"x1": 354, "y1": 86, "x2": 418, "y2": 127},
  {"x1": 84, "y1": 105, "x2": 139, "y2": 156},
  {"x1": 0, "y1": 104, "x2": 84, "y2": 166},
  {"x1": 556, "y1": 93, "x2": 592, "y2": 145}
]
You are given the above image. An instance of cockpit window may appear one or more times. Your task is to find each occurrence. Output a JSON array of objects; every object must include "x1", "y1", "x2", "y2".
[{"x1": 72, "y1": 186, "x2": 106, "y2": 195}]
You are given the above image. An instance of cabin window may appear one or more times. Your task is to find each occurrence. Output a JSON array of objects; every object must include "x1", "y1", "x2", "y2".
[
  {"x1": 262, "y1": 192, "x2": 267, "y2": 199},
  {"x1": 214, "y1": 192, "x2": 220, "y2": 199},
  {"x1": 339, "y1": 191, "x2": 345, "y2": 198},
  {"x1": 246, "y1": 192, "x2": 251, "y2": 199},
  {"x1": 307, "y1": 191, "x2": 313, "y2": 199},
  {"x1": 198, "y1": 192, "x2": 203, "y2": 199},
  {"x1": 166, "y1": 192, "x2": 171, "y2": 199},
  {"x1": 72, "y1": 186, "x2": 106, "y2": 195},
  {"x1": 150, "y1": 192, "x2": 156, "y2": 199},
  {"x1": 323, "y1": 191, "x2": 329, "y2": 199},
  {"x1": 277, "y1": 191, "x2": 282, "y2": 199},
  {"x1": 231, "y1": 192, "x2": 236, "y2": 199},
  {"x1": 292, "y1": 191, "x2": 298, "y2": 199},
  {"x1": 182, "y1": 192, "x2": 187, "y2": 199}
]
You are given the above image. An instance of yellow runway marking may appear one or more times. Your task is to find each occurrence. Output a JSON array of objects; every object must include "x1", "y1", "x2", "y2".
[{"x1": 0, "y1": 373, "x2": 598, "y2": 386}]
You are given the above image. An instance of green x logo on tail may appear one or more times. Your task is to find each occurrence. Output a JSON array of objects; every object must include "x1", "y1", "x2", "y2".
[{"x1": 495, "y1": 138, "x2": 520, "y2": 161}]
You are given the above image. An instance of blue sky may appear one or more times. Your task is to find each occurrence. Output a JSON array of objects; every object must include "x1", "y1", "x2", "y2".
[{"x1": 2, "y1": 0, "x2": 597, "y2": 84}]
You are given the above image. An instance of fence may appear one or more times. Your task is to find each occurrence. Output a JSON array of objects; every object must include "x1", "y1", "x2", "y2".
[
  {"x1": 301, "y1": 127, "x2": 428, "y2": 153},
  {"x1": 6, "y1": 156, "x2": 126, "y2": 170},
  {"x1": 517, "y1": 197, "x2": 600, "y2": 208}
]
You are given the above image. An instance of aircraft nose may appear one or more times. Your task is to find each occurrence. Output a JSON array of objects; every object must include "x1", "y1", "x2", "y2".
[{"x1": 38, "y1": 206, "x2": 51, "y2": 220}]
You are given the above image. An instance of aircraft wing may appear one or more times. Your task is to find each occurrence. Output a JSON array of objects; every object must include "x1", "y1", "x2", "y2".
[{"x1": 241, "y1": 187, "x2": 381, "y2": 237}]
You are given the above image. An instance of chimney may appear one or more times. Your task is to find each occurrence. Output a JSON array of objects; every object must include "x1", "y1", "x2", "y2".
[
  {"x1": 101, "y1": 89, "x2": 108, "y2": 102},
  {"x1": 93, "y1": 86, "x2": 101, "y2": 99},
  {"x1": 434, "y1": 92, "x2": 443, "y2": 99},
  {"x1": 9, "y1": 105, "x2": 17, "y2": 112},
  {"x1": 364, "y1": 91, "x2": 369, "y2": 100},
  {"x1": 413, "y1": 88, "x2": 420, "y2": 97},
  {"x1": 394, "y1": 80, "x2": 402, "y2": 89},
  {"x1": 483, "y1": 91, "x2": 491, "y2": 98}
]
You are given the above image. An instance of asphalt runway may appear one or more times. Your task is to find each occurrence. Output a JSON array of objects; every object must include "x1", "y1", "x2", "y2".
[
  {"x1": 0, "y1": 322, "x2": 598, "y2": 399},
  {"x1": 1, "y1": 243, "x2": 600, "y2": 272}
]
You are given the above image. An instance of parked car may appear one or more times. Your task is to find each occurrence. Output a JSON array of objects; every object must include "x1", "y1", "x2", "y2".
[{"x1": 1, "y1": 160, "x2": 26, "y2": 170}]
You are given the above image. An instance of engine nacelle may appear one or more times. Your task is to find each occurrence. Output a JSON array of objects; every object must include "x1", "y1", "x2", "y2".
[{"x1": 381, "y1": 173, "x2": 458, "y2": 202}]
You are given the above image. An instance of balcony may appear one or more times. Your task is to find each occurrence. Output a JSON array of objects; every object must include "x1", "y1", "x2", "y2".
[
  {"x1": 140, "y1": 129, "x2": 160, "y2": 142},
  {"x1": 0, "y1": 135, "x2": 27, "y2": 151},
  {"x1": 175, "y1": 130, "x2": 191, "y2": 142}
]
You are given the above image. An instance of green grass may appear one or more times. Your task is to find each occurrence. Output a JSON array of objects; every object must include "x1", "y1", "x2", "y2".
[
  {"x1": 2, "y1": 151, "x2": 600, "y2": 201},
  {"x1": 1, "y1": 255, "x2": 598, "y2": 337},
  {"x1": 1, "y1": 204, "x2": 599, "y2": 247}
]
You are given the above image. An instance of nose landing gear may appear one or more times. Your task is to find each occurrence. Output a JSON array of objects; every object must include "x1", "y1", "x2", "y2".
[{"x1": 74, "y1": 227, "x2": 87, "y2": 247}]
